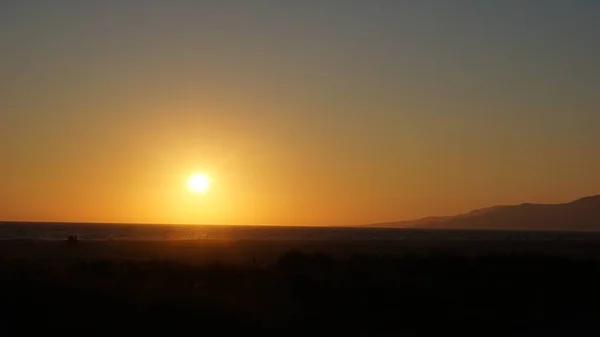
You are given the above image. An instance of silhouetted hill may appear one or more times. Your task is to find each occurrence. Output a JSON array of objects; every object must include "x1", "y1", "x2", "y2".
[{"x1": 366, "y1": 195, "x2": 600, "y2": 230}]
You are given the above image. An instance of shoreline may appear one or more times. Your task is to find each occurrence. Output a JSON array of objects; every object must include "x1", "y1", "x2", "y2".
[{"x1": 2, "y1": 238, "x2": 600, "y2": 265}]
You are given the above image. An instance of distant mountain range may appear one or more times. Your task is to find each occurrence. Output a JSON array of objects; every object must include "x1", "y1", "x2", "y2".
[{"x1": 365, "y1": 195, "x2": 600, "y2": 230}]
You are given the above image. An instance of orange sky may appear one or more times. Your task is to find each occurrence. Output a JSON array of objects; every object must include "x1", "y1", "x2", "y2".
[{"x1": 1, "y1": 2, "x2": 599, "y2": 225}]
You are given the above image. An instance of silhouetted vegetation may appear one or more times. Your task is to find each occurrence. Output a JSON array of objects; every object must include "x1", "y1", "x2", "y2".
[{"x1": 1, "y1": 251, "x2": 599, "y2": 336}]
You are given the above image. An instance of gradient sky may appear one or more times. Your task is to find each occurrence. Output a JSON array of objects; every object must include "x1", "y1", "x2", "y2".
[{"x1": 1, "y1": 1, "x2": 599, "y2": 226}]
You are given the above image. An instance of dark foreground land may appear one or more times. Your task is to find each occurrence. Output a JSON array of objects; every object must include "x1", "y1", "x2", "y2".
[{"x1": 1, "y1": 240, "x2": 600, "y2": 336}]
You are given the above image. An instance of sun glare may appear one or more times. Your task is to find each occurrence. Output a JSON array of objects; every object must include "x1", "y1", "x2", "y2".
[{"x1": 187, "y1": 173, "x2": 211, "y2": 193}]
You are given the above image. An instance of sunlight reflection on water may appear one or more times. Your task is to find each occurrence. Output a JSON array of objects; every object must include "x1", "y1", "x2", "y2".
[{"x1": 1, "y1": 222, "x2": 600, "y2": 242}]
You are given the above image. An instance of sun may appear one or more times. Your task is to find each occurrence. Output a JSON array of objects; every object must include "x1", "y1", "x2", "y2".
[{"x1": 187, "y1": 173, "x2": 211, "y2": 193}]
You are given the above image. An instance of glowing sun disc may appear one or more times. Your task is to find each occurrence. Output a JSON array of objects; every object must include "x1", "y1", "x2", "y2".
[{"x1": 187, "y1": 173, "x2": 210, "y2": 193}]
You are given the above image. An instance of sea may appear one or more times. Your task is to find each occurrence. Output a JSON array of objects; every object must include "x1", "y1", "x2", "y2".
[{"x1": 1, "y1": 222, "x2": 600, "y2": 242}]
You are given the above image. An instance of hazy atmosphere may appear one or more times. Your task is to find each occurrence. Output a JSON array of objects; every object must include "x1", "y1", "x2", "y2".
[{"x1": 2, "y1": 1, "x2": 599, "y2": 225}]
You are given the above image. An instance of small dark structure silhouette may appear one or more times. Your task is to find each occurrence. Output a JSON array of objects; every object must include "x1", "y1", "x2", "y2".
[{"x1": 67, "y1": 235, "x2": 78, "y2": 245}]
